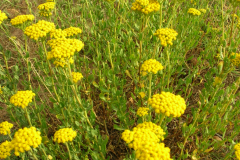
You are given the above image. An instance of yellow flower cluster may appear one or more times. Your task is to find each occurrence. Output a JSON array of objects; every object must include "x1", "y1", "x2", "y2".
[
  {"x1": 72, "y1": 72, "x2": 83, "y2": 83},
  {"x1": 53, "y1": 128, "x2": 77, "y2": 143},
  {"x1": 0, "y1": 86, "x2": 2, "y2": 94},
  {"x1": 131, "y1": 0, "x2": 160, "y2": 14},
  {"x1": 122, "y1": 122, "x2": 169, "y2": 160},
  {"x1": 190, "y1": 0, "x2": 196, "y2": 5},
  {"x1": 38, "y1": 2, "x2": 55, "y2": 17},
  {"x1": 237, "y1": 20, "x2": 240, "y2": 29},
  {"x1": 188, "y1": 8, "x2": 201, "y2": 16},
  {"x1": 64, "y1": 27, "x2": 82, "y2": 37},
  {"x1": 230, "y1": 52, "x2": 240, "y2": 67},
  {"x1": 0, "y1": 10, "x2": 7, "y2": 25},
  {"x1": 198, "y1": 9, "x2": 206, "y2": 13},
  {"x1": 10, "y1": 90, "x2": 35, "y2": 109},
  {"x1": 235, "y1": 143, "x2": 240, "y2": 160},
  {"x1": 0, "y1": 141, "x2": 11, "y2": 159},
  {"x1": 47, "y1": 38, "x2": 84, "y2": 67},
  {"x1": 24, "y1": 20, "x2": 55, "y2": 41},
  {"x1": 141, "y1": 59, "x2": 163, "y2": 74},
  {"x1": 10, "y1": 15, "x2": 34, "y2": 26},
  {"x1": 137, "y1": 107, "x2": 149, "y2": 117},
  {"x1": 213, "y1": 77, "x2": 222, "y2": 86},
  {"x1": 0, "y1": 121, "x2": 13, "y2": 135},
  {"x1": 50, "y1": 29, "x2": 67, "y2": 39},
  {"x1": 148, "y1": 92, "x2": 186, "y2": 117},
  {"x1": 10, "y1": 127, "x2": 42, "y2": 156},
  {"x1": 154, "y1": 28, "x2": 178, "y2": 47},
  {"x1": 139, "y1": 92, "x2": 146, "y2": 98}
]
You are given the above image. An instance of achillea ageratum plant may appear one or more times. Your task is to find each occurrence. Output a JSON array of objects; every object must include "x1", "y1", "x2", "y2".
[
  {"x1": 0, "y1": 10, "x2": 7, "y2": 25},
  {"x1": 72, "y1": 72, "x2": 83, "y2": 83},
  {"x1": 24, "y1": 20, "x2": 55, "y2": 41},
  {"x1": 53, "y1": 57, "x2": 74, "y2": 67},
  {"x1": 136, "y1": 122, "x2": 165, "y2": 140},
  {"x1": 137, "y1": 107, "x2": 149, "y2": 117},
  {"x1": 213, "y1": 77, "x2": 222, "y2": 86},
  {"x1": 50, "y1": 29, "x2": 67, "y2": 39},
  {"x1": 198, "y1": 9, "x2": 206, "y2": 13},
  {"x1": 9, "y1": 127, "x2": 42, "y2": 156},
  {"x1": 131, "y1": 0, "x2": 160, "y2": 14},
  {"x1": 148, "y1": 92, "x2": 186, "y2": 117},
  {"x1": 64, "y1": 27, "x2": 82, "y2": 37},
  {"x1": 235, "y1": 143, "x2": 240, "y2": 160},
  {"x1": 154, "y1": 28, "x2": 178, "y2": 47},
  {"x1": 230, "y1": 52, "x2": 240, "y2": 67},
  {"x1": 0, "y1": 121, "x2": 13, "y2": 135},
  {"x1": 10, "y1": 15, "x2": 34, "y2": 26},
  {"x1": 141, "y1": 59, "x2": 163, "y2": 75},
  {"x1": 0, "y1": 141, "x2": 11, "y2": 159},
  {"x1": 10, "y1": 90, "x2": 35, "y2": 109},
  {"x1": 188, "y1": 8, "x2": 201, "y2": 16},
  {"x1": 38, "y1": 2, "x2": 55, "y2": 17},
  {"x1": 139, "y1": 92, "x2": 146, "y2": 98},
  {"x1": 53, "y1": 128, "x2": 77, "y2": 143}
]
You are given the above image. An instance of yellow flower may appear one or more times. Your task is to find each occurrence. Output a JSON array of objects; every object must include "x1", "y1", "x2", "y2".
[
  {"x1": 235, "y1": 143, "x2": 240, "y2": 160},
  {"x1": 0, "y1": 10, "x2": 7, "y2": 25},
  {"x1": 148, "y1": 92, "x2": 186, "y2": 117},
  {"x1": 188, "y1": 8, "x2": 201, "y2": 16},
  {"x1": 10, "y1": 90, "x2": 35, "y2": 109},
  {"x1": 50, "y1": 29, "x2": 67, "y2": 39},
  {"x1": 38, "y1": 2, "x2": 55, "y2": 11},
  {"x1": 230, "y1": 52, "x2": 240, "y2": 67},
  {"x1": 24, "y1": 20, "x2": 55, "y2": 41},
  {"x1": 0, "y1": 121, "x2": 13, "y2": 135},
  {"x1": 136, "y1": 107, "x2": 149, "y2": 117},
  {"x1": 198, "y1": 9, "x2": 206, "y2": 14},
  {"x1": 138, "y1": 92, "x2": 146, "y2": 98},
  {"x1": 213, "y1": 77, "x2": 222, "y2": 86},
  {"x1": 141, "y1": 59, "x2": 163, "y2": 74},
  {"x1": 53, "y1": 57, "x2": 74, "y2": 68},
  {"x1": 131, "y1": 0, "x2": 160, "y2": 14},
  {"x1": 64, "y1": 27, "x2": 82, "y2": 37},
  {"x1": 0, "y1": 141, "x2": 11, "y2": 159},
  {"x1": 53, "y1": 128, "x2": 77, "y2": 143},
  {"x1": 154, "y1": 28, "x2": 178, "y2": 47},
  {"x1": 0, "y1": 86, "x2": 3, "y2": 94},
  {"x1": 10, "y1": 15, "x2": 34, "y2": 26},
  {"x1": 9, "y1": 127, "x2": 42, "y2": 156},
  {"x1": 72, "y1": 72, "x2": 83, "y2": 83},
  {"x1": 47, "y1": 155, "x2": 53, "y2": 159},
  {"x1": 136, "y1": 122, "x2": 165, "y2": 140}
]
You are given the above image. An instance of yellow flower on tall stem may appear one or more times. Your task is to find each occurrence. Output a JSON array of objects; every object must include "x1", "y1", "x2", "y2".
[{"x1": 0, "y1": 10, "x2": 7, "y2": 25}]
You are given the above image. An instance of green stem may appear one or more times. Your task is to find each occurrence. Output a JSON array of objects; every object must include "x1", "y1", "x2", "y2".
[
  {"x1": 228, "y1": 7, "x2": 237, "y2": 48},
  {"x1": 158, "y1": 114, "x2": 165, "y2": 126},
  {"x1": 30, "y1": 148, "x2": 38, "y2": 160},
  {"x1": 159, "y1": 2, "x2": 162, "y2": 29},
  {"x1": 65, "y1": 143, "x2": 72, "y2": 160},
  {"x1": 24, "y1": 107, "x2": 32, "y2": 127},
  {"x1": 166, "y1": 47, "x2": 171, "y2": 88},
  {"x1": 148, "y1": 73, "x2": 152, "y2": 100}
]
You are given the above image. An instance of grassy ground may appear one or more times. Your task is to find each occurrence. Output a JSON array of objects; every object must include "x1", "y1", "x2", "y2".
[{"x1": 0, "y1": 0, "x2": 240, "y2": 159}]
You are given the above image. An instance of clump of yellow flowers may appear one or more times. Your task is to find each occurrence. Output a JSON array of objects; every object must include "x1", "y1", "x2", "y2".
[
  {"x1": 9, "y1": 127, "x2": 42, "y2": 156},
  {"x1": 235, "y1": 143, "x2": 240, "y2": 160},
  {"x1": 154, "y1": 28, "x2": 178, "y2": 47},
  {"x1": 230, "y1": 52, "x2": 240, "y2": 67},
  {"x1": 198, "y1": 9, "x2": 206, "y2": 14},
  {"x1": 148, "y1": 91, "x2": 186, "y2": 117},
  {"x1": 53, "y1": 128, "x2": 77, "y2": 143},
  {"x1": 0, "y1": 121, "x2": 13, "y2": 135},
  {"x1": 38, "y1": 2, "x2": 55, "y2": 17},
  {"x1": 47, "y1": 38, "x2": 84, "y2": 67},
  {"x1": 24, "y1": 20, "x2": 55, "y2": 41},
  {"x1": 50, "y1": 29, "x2": 67, "y2": 39},
  {"x1": 213, "y1": 77, "x2": 222, "y2": 86},
  {"x1": 0, "y1": 10, "x2": 7, "y2": 25},
  {"x1": 122, "y1": 122, "x2": 170, "y2": 160},
  {"x1": 141, "y1": 59, "x2": 163, "y2": 75},
  {"x1": 10, "y1": 90, "x2": 35, "y2": 109},
  {"x1": 10, "y1": 15, "x2": 34, "y2": 26},
  {"x1": 188, "y1": 8, "x2": 201, "y2": 16},
  {"x1": 72, "y1": 72, "x2": 83, "y2": 83},
  {"x1": 64, "y1": 27, "x2": 83, "y2": 37},
  {"x1": 137, "y1": 107, "x2": 149, "y2": 117},
  {"x1": 0, "y1": 141, "x2": 11, "y2": 159},
  {"x1": 131, "y1": 0, "x2": 160, "y2": 14}
]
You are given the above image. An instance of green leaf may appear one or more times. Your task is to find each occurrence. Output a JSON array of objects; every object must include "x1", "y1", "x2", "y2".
[{"x1": 113, "y1": 124, "x2": 126, "y2": 131}]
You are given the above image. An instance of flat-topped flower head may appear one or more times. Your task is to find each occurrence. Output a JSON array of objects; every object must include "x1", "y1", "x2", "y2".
[
  {"x1": 10, "y1": 15, "x2": 34, "y2": 26},
  {"x1": 0, "y1": 10, "x2": 8, "y2": 25},
  {"x1": 137, "y1": 107, "x2": 149, "y2": 117},
  {"x1": 188, "y1": 8, "x2": 201, "y2": 16},
  {"x1": 148, "y1": 91, "x2": 186, "y2": 117},
  {"x1": 141, "y1": 59, "x2": 163, "y2": 74},
  {"x1": 9, "y1": 127, "x2": 42, "y2": 156},
  {"x1": 235, "y1": 143, "x2": 240, "y2": 160},
  {"x1": 24, "y1": 20, "x2": 55, "y2": 41},
  {"x1": 0, "y1": 121, "x2": 13, "y2": 135},
  {"x1": 53, "y1": 128, "x2": 77, "y2": 143},
  {"x1": 64, "y1": 27, "x2": 82, "y2": 37},
  {"x1": 131, "y1": 0, "x2": 160, "y2": 14},
  {"x1": 154, "y1": 28, "x2": 178, "y2": 47},
  {"x1": 136, "y1": 122, "x2": 165, "y2": 140},
  {"x1": 230, "y1": 52, "x2": 240, "y2": 67},
  {"x1": 198, "y1": 9, "x2": 206, "y2": 14},
  {"x1": 72, "y1": 72, "x2": 83, "y2": 83},
  {"x1": 0, "y1": 141, "x2": 11, "y2": 159},
  {"x1": 38, "y1": 2, "x2": 55, "y2": 11},
  {"x1": 10, "y1": 90, "x2": 35, "y2": 109},
  {"x1": 50, "y1": 29, "x2": 67, "y2": 39},
  {"x1": 53, "y1": 57, "x2": 74, "y2": 68}
]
